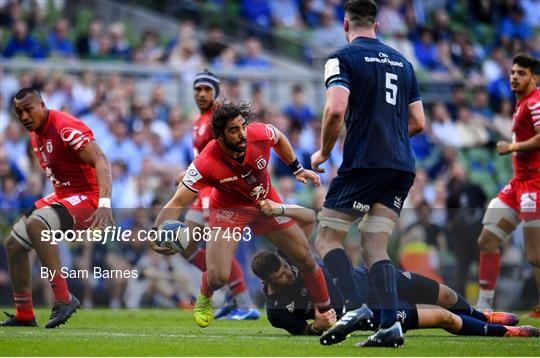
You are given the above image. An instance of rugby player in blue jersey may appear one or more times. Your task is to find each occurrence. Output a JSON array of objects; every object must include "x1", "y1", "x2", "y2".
[
  {"x1": 311, "y1": 0, "x2": 426, "y2": 347},
  {"x1": 252, "y1": 200, "x2": 539, "y2": 344}
]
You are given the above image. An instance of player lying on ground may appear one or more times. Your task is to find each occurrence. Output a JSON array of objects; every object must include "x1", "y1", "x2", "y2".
[
  {"x1": 254, "y1": 200, "x2": 539, "y2": 346},
  {"x1": 147, "y1": 101, "x2": 332, "y2": 328},
  {"x1": 1, "y1": 88, "x2": 113, "y2": 328}
]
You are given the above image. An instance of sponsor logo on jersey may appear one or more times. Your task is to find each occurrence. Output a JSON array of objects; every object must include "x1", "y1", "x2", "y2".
[
  {"x1": 530, "y1": 101, "x2": 540, "y2": 124},
  {"x1": 352, "y1": 201, "x2": 370, "y2": 212},
  {"x1": 379, "y1": 52, "x2": 388, "y2": 58},
  {"x1": 300, "y1": 287, "x2": 307, "y2": 297},
  {"x1": 215, "y1": 209, "x2": 238, "y2": 223},
  {"x1": 286, "y1": 301, "x2": 295, "y2": 313},
  {"x1": 60, "y1": 128, "x2": 90, "y2": 150},
  {"x1": 241, "y1": 170, "x2": 252, "y2": 179},
  {"x1": 46, "y1": 140, "x2": 53, "y2": 153},
  {"x1": 401, "y1": 271, "x2": 412, "y2": 279},
  {"x1": 265, "y1": 124, "x2": 277, "y2": 143},
  {"x1": 219, "y1": 176, "x2": 238, "y2": 183},
  {"x1": 364, "y1": 56, "x2": 403, "y2": 67},
  {"x1": 45, "y1": 167, "x2": 70, "y2": 187},
  {"x1": 528, "y1": 102, "x2": 540, "y2": 110},
  {"x1": 256, "y1": 157, "x2": 267, "y2": 170},
  {"x1": 250, "y1": 183, "x2": 268, "y2": 201}
]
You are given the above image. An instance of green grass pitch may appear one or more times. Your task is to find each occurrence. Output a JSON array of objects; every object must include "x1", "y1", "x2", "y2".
[{"x1": 1, "y1": 309, "x2": 538, "y2": 356}]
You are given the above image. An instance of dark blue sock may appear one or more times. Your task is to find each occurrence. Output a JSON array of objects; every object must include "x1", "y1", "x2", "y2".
[
  {"x1": 457, "y1": 314, "x2": 507, "y2": 336},
  {"x1": 370, "y1": 260, "x2": 397, "y2": 328},
  {"x1": 448, "y1": 292, "x2": 487, "y2": 321},
  {"x1": 470, "y1": 309, "x2": 488, "y2": 322},
  {"x1": 323, "y1": 248, "x2": 362, "y2": 309}
]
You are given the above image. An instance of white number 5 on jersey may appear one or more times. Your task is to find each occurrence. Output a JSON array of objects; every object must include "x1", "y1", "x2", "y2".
[{"x1": 385, "y1": 72, "x2": 398, "y2": 106}]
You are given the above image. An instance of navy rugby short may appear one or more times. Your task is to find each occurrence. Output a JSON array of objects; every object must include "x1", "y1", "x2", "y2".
[{"x1": 324, "y1": 168, "x2": 414, "y2": 215}]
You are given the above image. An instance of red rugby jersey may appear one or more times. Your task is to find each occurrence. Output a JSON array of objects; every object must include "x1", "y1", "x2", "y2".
[{"x1": 29, "y1": 109, "x2": 98, "y2": 197}]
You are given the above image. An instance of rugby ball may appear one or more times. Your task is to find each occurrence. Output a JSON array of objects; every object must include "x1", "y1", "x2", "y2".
[{"x1": 157, "y1": 220, "x2": 189, "y2": 252}]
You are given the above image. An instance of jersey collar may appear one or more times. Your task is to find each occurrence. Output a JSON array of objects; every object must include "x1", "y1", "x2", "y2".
[{"x1": 351, "y1": 36, "x2": 380, "y2": 45}]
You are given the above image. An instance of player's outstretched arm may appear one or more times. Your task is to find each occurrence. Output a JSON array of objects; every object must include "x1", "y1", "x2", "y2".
[
  {"x1": 174, "y1": 170, "x2": 186, "y2": 186},
  {"x1": 408, "y1": 100, "x2": 426, "y2": 137},
  {"x1": 148, "y1": 184, "x2": 198, "y2": 255},
  {"x1": 259, "y1": 199, "x2": 317, "y2": 238},
  {"x1": 79, "y1": 141, "x2": 114, "y2": 229},
  {"x1": 311, "y1": 86, "x2": 348, "y2": 173},
  {"x1": 497, "y1": 126, "x2": 540, "y2": 155},
  {"x1": 272, "y1": 127, "x2": 320, "y2": 187}
]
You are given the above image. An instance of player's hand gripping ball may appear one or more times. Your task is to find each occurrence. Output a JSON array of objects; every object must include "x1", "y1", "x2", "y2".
[{"x1": 157, "y1": 220, "x2": 189, "y2": 253}]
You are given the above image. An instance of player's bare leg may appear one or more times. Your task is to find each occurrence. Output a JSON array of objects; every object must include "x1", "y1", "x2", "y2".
[
  {"x1": 5, "y1": 236, "x2": 32, "y2": 296},
  {"x1": 477, "y1": 229, "x2": 504, "y2": 309},
  {"x1": 529, "y1": 268, "x2": 540, "y2": 317},
  {"x1": 266, "y1": 224, "x2": 331, "y2": 311},
  {"x1": 26, "y1": 219, "x2": 66, "y2": 288},
  {"x1": 523, "y1": 224, "x2": 540, "y2": 268},
  {"x1": 523, "y1": 223, "x2": 540, "y2": 317},
  {"x1": 416, "y1": 304, "x2": 538, "y2": 337},
  {"x1": 0, "y1": 236, "x2": 36, "y2": 326},
  {"x1": 359, "y1": 203, "x2": 399, "y2": 325},
  {"x1": 183, "y1": 219, "x2": 202, "y2": 259},
  {"x1": 477, "y1": 201, "x2": 519, "y2": 309},
  {"x1": 184, "y1": 217, "x2": 256, "y2": 319},
  {"x1": 26, "y1": 218, "x2": 80, "y2": 328},
  {"x1": 356, "y1": 203, "x2": 406, "y2": 347},
  {"x1": 194, "y1": 228, "x2": 241, "y2": 327},
  {"x1": 434, "y1": 284, "x2": 519, "y2": 326},
  {"x1": 314, "y1": 207, "x2": 360, "y2": 309}
]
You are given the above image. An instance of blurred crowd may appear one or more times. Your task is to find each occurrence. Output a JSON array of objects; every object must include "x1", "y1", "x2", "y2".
[
  {"x1": 1, "y1": 0, "x2": 539, "y2": 310},
  {"x1": 0, "y1": 0, "x2": 271, "y2": 71}
]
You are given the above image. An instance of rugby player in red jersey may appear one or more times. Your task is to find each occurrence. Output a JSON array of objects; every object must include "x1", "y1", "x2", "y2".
[
  {"x1": 476, "y1": 54, "x2": 540, "y2": 315},
  {"x1": 148, "y1": 101, "x2": 331, "y2": 327},
  {"x1": 178, "y1": 71, "x2": 258, "y2": 319},
  {"x1": 1, "y1": 88, "x2": 113, "y2": 328}
]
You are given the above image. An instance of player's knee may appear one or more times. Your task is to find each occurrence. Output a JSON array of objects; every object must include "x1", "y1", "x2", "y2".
[
  {"x1": 25, "y1": 218, "x2": 45, "y2": 242},
  {"x1": 317, "y1": 212, "x2": 353, "y2": 233},
  {"x1": 295, "y1": 253, "x2": 317, "y2": 274},
  {"x1": 439, "y1": 310, "x2": 459, "y2": 330},
  {"x1": 314, "y1": 230, "x2": 337, "y2": 257},
  {"x1": 437, "y1": 285, "x2": 457, "y2": 308},
  {"x1": 357, "y1": 214, "x2": 396, "y2": 237},
  {"x1": 181, "y1": 239, "x2": 198, "y2": 258},
  {"x1": 6, "y1": 236, "x2": 27, "y2": 256},
  {"x1": 360, "y1": 235, "x2": 386, "y2": 256},
  {"x1": 481, "y1": 198, "x2": 518, "y2": 245},
  {"x1": 26, "y1": 205, "x2": 66, "y2": 243},
  {"x1": 477, "y1": 231, "x2": 500, "y2": 253}
]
